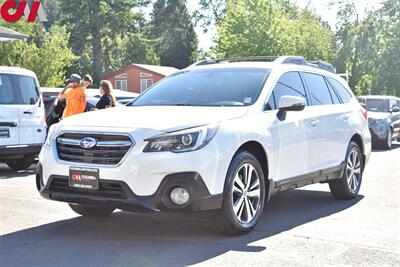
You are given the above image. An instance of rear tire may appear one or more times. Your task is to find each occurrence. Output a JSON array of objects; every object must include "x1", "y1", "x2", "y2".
[
  {"x1": 69, "y1": 203, "x2": 115, "y2": 217},
  {"x1": 6, "y1": 155, "x2": 35, "y2": 171},
  {"x1": 211, "y1": 151, "x2": 265, "y2": 235},
  {"x1": 329, "y1": 141, "x2": 363, "y2": 200}
]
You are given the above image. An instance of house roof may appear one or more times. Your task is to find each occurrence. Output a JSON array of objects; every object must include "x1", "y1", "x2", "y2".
[
  {"x1": 0, "y1": 26, "x2": 28, "y2": 42},
  {"x1": 132, "y1": 64, "x2": 178, "y2": 77},
  {"x1": 104, "y1": 63, "x2": 179, "y2": 78}
]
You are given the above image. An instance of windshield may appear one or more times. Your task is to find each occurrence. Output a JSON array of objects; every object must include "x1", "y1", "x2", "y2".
[
  {"x1": 366, "y1": 99, "x2": 390, "y2": 113},
  {"x1": 0, "y1": 74, "x2": 39, "y2": 105},
  {"x1": 131, "y1": 68, "x2": 270, "y2": 107}
]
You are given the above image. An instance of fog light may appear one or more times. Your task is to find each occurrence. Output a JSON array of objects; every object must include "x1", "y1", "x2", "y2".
[{"x1": 170, "y1": 187, "x2": 190, "y2": 206}]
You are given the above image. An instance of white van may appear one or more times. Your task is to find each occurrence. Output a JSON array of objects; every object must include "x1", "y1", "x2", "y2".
[{"x1": 0, "y1": 67, "x2": 46, "y2": 170}]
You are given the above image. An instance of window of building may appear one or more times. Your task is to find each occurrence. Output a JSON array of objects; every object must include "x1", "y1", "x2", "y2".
[
  {"x1": 302, "y1": 73, "x2": 333, "y2": 106},
  {"x1": 115, "y1": 80, "x2": 127, "y2": 91},
  {"x1": 140, "y1": 79, "x2": 153, "y2": 92}
]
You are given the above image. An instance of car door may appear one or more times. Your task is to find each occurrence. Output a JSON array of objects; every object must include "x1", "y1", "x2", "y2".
[
  {"x1": 302, "y1": 72, "x2": 348, "y2": 170},
  {"x1": 265, "y1": 71, "x2": 321, "y2": 180},
  {"x1": 16, "y1": 75, "x2": 46, "y2": 145},
  {"x1": 0, "y1": 74, "x2": 20, "y2": 146},
  {"x1": 390, "y1": 98, "x2": 400, "y2": 138}
]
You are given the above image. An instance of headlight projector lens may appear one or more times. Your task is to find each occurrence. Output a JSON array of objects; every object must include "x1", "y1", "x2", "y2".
[{"x1": 181, "y1": 134, "x2": 194, "y2": 147}]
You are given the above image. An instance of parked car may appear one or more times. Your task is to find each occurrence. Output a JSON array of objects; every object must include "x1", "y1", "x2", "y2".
[
  {"x1": 37, "y1": 56, "x2": 371, "y2": 235},
  {"x1": 0, "y1": 67, "x2": 46, "y2": 170},
  {"x1": 358, "y1": 95, "x2": 400, "y2": 149},
  {"x1": 45, "y1": 96, "x2": 123, "y2": 128},
  {"x1": 41, "y1": 87, "x2": 139, "y2": 101}
]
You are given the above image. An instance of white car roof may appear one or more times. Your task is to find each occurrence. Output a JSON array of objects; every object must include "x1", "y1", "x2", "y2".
[
  {"x1": 0, "y1": 66, "x2": 37, "y2": 78},
  {"x1": 186, "y1": 61, "x2": 343, "y2": 81}
]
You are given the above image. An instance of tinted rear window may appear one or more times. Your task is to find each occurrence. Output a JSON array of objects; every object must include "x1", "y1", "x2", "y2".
[
  {"x1": 132, "y1": 68, "x2": 270, "y2": 107},
  {"x1": 328, "y1": 78, "x2": 353, "y2": 103},
  {"x1": 0, "y1": 74, "x2": 39, "y2": 105},
  {"x1": 302, "y1": 73, "x2": 333, "y2": 105}
]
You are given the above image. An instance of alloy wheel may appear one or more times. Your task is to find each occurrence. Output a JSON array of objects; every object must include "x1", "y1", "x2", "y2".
[
  {"x1": 232, "y1": 163, "x2": 261, "y2": 224},
  {"x1": 346, "y1": 149, "x2": 362, "y2": 193}
]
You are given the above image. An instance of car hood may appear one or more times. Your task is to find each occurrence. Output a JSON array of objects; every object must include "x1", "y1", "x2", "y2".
[
  {"x1": 368, "y1": 111, "x2": 390, "y2": 120},
  {"x1": 59, "y1": 106, "x2": 248, "y2": 132}
]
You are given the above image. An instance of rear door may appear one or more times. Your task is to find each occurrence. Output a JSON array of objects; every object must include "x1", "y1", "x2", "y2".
[
  {"x1": 302, "y1": 72, "x2": 345, "y2": 170},
  {"x1": 0, "y1": 74, "x2": 19, "y2": 146}
]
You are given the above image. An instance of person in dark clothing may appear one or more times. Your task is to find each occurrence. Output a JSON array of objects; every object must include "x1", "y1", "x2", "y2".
[{"x1": 95, "y1": 80, "x2": 116, "y2": 110}]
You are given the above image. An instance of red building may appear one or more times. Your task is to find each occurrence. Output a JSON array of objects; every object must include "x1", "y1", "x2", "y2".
[{"x1": 103, "y1": 64, "x2": 179, "y2": 94}]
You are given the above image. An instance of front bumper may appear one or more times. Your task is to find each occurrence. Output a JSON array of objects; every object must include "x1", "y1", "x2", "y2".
[
  {"x1": 369, "y1": 125, "x2": 389, "y2": 143},
  {"x1": 37, "y1": 164, "x2": 222, "y2": 212},
  {"x1": 0, "y1": 144, "x2": 42, "y2": 160}
]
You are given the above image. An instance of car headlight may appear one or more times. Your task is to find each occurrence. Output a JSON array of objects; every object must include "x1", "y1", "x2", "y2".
[
  {"x1": 44, "y1": 125, "x2": 56, "y2": 147},
  {"x1": 144, "y1": 125, "x2": 219, "y2": 153}
]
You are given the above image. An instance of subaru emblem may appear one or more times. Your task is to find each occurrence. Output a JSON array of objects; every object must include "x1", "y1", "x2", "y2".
[{"x1": 80, "y1": 137, "x2": 97, "y2": 149}]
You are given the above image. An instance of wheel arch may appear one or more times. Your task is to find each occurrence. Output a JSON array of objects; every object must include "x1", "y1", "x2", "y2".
[
  {"x1": 350, "y1": 134, "x2": 365, "y2": 170},
  {"x1": 235, "y1": 141, "x2": 271, "y2": 201}
]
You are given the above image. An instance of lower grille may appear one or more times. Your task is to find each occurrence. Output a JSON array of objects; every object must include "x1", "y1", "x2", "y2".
[
  {"x1": 49, "y1": 178, "x2": 127, "y2": 199},
  {"x1": 56, "y1": 133, "x2": 133, "y2": 165}
]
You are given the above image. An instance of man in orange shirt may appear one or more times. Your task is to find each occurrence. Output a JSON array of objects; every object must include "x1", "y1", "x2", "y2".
[{"x1": 58, "y1": 74, "x2": 87, "y2": 119}]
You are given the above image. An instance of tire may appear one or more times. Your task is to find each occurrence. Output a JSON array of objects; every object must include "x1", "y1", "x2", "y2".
[
  {"x1": 6, "y1": 155, "x2": 35, "y2": 171},
  {"x1": 383, "y1": 129, "x2": 393, "y2": 150},
  {"x1": 329, "y1": 141, "x2": 363, "y2": 200},
  {"x1": 69, "y1": 203, "x2": 115, "y2": 217},
  {"x1": 211, "y1": 151, "x2": 266, "y2": 235}
]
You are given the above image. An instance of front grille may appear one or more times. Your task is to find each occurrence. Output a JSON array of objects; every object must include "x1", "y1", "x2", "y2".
[
  {"x1": 56, "y1": 133, "x2": 133, "y2": 165},
  {"x1": 49, "y1": 177, "x2": 127, "y2": 199}
]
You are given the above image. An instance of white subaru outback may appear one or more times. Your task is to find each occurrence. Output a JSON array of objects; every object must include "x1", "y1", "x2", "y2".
[{"x1": 38, "y1": 56, "x2": 371, "y2": 235}]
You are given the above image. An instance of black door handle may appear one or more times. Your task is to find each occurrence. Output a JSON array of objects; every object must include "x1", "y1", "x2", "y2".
[
  {"x1": 24, "y1": 111, "x2": 33, "y2": 114},
  {"x1": 0, "y1": 122, "x2": 17, "y2": 127}
]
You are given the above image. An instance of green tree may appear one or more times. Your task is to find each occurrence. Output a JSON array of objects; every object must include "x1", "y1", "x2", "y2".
[
  {"x1": 0, "y1": 22, "x2": 76, "y2": 87},
  {"x1": 213, "y1": 0, "x2": 333, "y2": 60},
  {"x1": 55, "y1": 0, "x2": 151, "y2": 83},
  {"x1": 150, "y1": 0, "x2": 198, "y2": 68}
]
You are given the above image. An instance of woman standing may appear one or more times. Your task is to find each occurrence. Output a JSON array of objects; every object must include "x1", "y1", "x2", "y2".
[{"x1": 95, "y1": 80, "x2": 116, "y2": 109}]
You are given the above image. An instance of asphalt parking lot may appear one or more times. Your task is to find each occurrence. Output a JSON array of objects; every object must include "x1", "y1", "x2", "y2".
[{"x1": 1, "y1": 145, "x2": 399, "y2": 267}]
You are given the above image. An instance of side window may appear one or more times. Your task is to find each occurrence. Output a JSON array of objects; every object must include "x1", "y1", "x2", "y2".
[
  {"x1": 0, "y1": 75, "x2": 15, "y2": 104},
  {"x1": 328, "y1": 78, "x2": 353, "y2": 103},
  {"x1": 302, "y1": 73, "x2": 333, "y2": 106},
  {"x1": 325, "y1": 78, "x2": 341, "y2": 104},
  {"x1": 18, "y1": 76, "x2": 39, "y2": 105},
  {"x1": 267, "y1": 72, "x2": 307, "y2": 110}
]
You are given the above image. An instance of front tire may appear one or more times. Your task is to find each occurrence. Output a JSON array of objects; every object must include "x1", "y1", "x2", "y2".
[
  {"x1": 211, "y1": 151, "x2": 265, "y2": 235},
  {"x1": 69, "y1": 203, "x2": 115, "y2": 217},
  {"x1": 329, "y1": 141, "x2": 363, "y2": 200},
  {"x1": 383, "y1": 129, "x2": 393, "y2": 150},
  {"x1": 6, "y1": 155, "x2": 35, "y2": 171}
]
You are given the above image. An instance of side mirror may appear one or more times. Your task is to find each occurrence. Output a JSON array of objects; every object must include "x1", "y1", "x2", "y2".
[
  {"x1": 391, "y1": 107, "x2": 400, "y2": 113},
  {"x1": 278, "y1": 96, "x2": 306, "y2": 112}
]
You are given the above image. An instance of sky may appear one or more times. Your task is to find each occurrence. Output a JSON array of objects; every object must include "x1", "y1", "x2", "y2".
[{"x1": 185, "y1": 0, "x2": 383, "y2": 51}]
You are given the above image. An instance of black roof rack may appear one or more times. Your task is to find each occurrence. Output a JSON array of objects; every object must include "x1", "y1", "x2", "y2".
[{"x1": 190, "y1": 56, "x2": 336, "y2": 73}]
